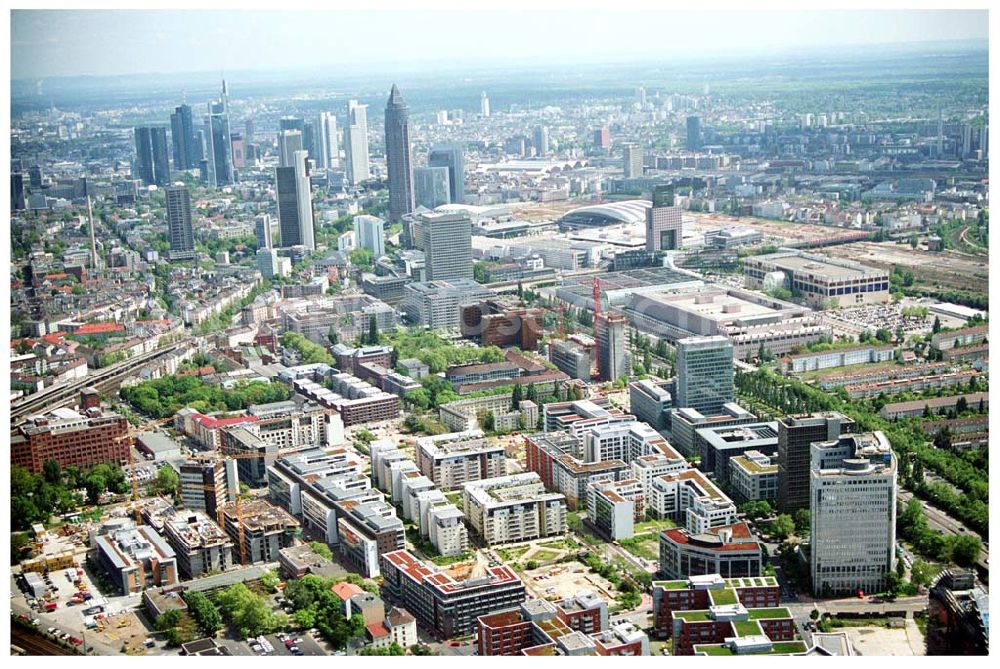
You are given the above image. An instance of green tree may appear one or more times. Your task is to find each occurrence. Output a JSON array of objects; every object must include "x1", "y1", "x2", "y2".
[
  {"x1": 950, "y1": 535, "x2": 982, "y2": 567},
  {"x1": 42, "y1": 460, "x2": 62, "y2": 486},
  {"x1": 932, "y1": 316, "x2": 942, "y2": 334},
  {"x1": 367, "y1": 314, "x2": 379, "y2": 345},
  {"x1": 150, "y1": 464, "x2": 180, "y2": 496},
  {"x1": 216, "y1": 583, "x2": 284, "y2": 639},
  {"x1": 770, "y1": 514, "x2": 795, "y2": 540},
  {"x1": 482, "y1": 410, "x2": 496, "y2": 433},
  {"x1": 184, "y1": 591, "x2": 222, "y2": 636},
  {"x1": 511, "y1": 383, "x2": 523, "y2": 410},
  {"x1": 793, "y1": 509, "x2": 811, "y2": 534},
  {"x1": 259, "y1": 569, "x2": 279, "y2": 593},
  {"x1": 308, "y1": 541, "x2": 333, "y2": 560}
]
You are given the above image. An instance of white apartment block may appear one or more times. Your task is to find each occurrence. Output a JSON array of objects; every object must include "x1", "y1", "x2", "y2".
[
  {"x1": 582, "y1": 420, "x2": 671, "y2": 465},
  {"x1": 810, "y1": 431, "x2": 897, "y2": 597},
  {"x1": 463, "y1": 473, "x2": 568, "y2": 545},
  {"x1": 648, "y1": 469, "x2": 737, "y2": 534},
  {"x1": 586, "y1": 478, "x2": 645, "y2": 541},
  {"x1": 428, "y1": 504, "x2": 471, "y2": 557},
  {"x1": 415, "y1": 431, "x2": 506, "y2": 491}
]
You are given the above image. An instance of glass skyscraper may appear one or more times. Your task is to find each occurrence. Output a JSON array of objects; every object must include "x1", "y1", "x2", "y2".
[
  {"x1": 675, "y1": 335, "x2": 734, "y2": 415},
  {"x1": 384, "y1": 84, "x2": 415, "y2": 221}
]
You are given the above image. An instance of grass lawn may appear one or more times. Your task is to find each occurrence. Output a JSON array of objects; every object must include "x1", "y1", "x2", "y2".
[
  {"x1": 429, "y1": 551, "x2": 474, "y2": 567},
  {"x1": 675, "y1": 610, "x2": 712, "y2": 622},
  {"x1": 732, "y1": 620, "x2": 762, "y2": 637},
  {"x1": 695, "y1": 644, "x2": 735, "y2": 656},
  {"x1": 653, "y1": 580, "x2": 688, "y2": 590},
  {"x1": 531, "y1": 549, "x2": 561, "y2": 562},
  {"x1": 710, "y1": 588, "x2": 738, "y2": 606},
  {"x1": 771, "y1": 642, "x2": 808, "y2": 654},
  {"x1": 827, "y1": 616, "x2": 890, "y2": 628},
  {"x1": 619, "y1": 534, "x2": 659, "y2": 561},
  {"x1": 634, "y1": 518, "x2": 677, "y2": 534},
  {"x1": 748, "y1": 608, "x2": 791, "y2": 620}
]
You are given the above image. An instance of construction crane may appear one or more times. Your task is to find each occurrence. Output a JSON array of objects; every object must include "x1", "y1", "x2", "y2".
[{"x1": 179, "y1": 445, "x2": 305, "y2": 565}]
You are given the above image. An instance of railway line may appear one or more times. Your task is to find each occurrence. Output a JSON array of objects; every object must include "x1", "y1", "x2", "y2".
[
  {"x1": 11, "y1": 340, "x2": 191, "y2": 425},
  {"x1": 10, "y1": 625, "x2": 78, "y2": 656}
]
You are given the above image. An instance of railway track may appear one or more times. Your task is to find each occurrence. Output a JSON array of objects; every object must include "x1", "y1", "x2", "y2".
[
  {"x1": 11, "y1": 341, "x2": 190, "y2": 424},
  {"x1": 10, "y1": 625, "x2": 78, "y2": 656}
]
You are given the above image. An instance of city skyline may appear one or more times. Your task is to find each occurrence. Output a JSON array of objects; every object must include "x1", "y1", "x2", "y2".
[{"x1": 11, "y1": 8, "x2": 988, "y2": 79}]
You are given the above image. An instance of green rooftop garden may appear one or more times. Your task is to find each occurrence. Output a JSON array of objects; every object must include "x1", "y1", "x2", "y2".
[
  {"x1": 725, "y1": 576, "x2": 778, "y2": 588},
  {"x1": 675, "y1": 610, "x2": 712, "y2": 622},
  {"x1": 748, "y1": 608, "x2": 792, "y2": 620},
  {"x1": 653, "y1": 580, "x2": 689, "y2": 590},
  {"x1": 709, "y1": 588, "x2": 738, "y2": 606},
  {"x1": 732, "y1": 620, "x2": 762, "y2": 637},
  {"x1": 694, "y1": 644, "x2": 736, "y2": 656},
  {"x1": 771, "y1": 642, "x2": 808, "y2": 654}
]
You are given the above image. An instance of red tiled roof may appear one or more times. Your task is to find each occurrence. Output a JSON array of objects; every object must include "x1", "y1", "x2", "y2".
[
  {"x1": 331, "y1": 582, "x2": 364, "y2": 601},
  {"x1": 366, "y1": 622, "x2": 390, "y2": 639},
  {"x1": 190, "y1": 413, "x2": 258, "y2": 430},
  {"x1": 75, "y1": 322, "x2": 125, "y2": 335}
]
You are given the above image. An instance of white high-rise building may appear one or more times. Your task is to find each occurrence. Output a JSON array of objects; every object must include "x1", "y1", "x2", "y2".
[
  {"x1": 278, "y1": 129, "x2": 303, "y2": 168},
  {"x1": 354, "y1": 214, "x2": 386, "y2": 259},
  {"x1": 344, "y1": 100, "x2": 370, "y2": 186},
  {"x1": 480, "y1": 91, "x2": 490, "y2": 117},
  {"x1": 318, "y1": 112, "x2": 339, "y2": 169},
  {"x1": 810, "y1": 431, "x2": 897, "y2": 597}
]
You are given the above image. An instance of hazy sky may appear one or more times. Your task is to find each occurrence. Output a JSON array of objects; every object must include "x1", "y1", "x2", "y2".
[{"x1": 11, "y1": 9, "x2": 989, "y2": 79}]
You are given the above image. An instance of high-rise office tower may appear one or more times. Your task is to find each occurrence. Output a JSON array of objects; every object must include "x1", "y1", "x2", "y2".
[
  {"x1": 594, "y1": 126, "x2": 611, "y2": 150},
  {"x1": 675, "y1": 335, "x2": 733, "y2": 415},
  {"x1": 480, "y1": 91, "x2": 490, "y2": 117},
  {"x1": 636, "y1": 86, "x2": 646, "y2": 108},
  {"x1": 165, "y1": 186, "x2": 196, "y2": 260},
  {"x1": 302, "y1": 120, "x2": 316, "y2": 162},
  {"x1": 354, "y1": 214, "x2": 386, "y2": 258},
  {"x1": 254, "y1": 214, "x2": 273, "y2": 250},
  {"x1": 231, "y1": 133, "x2": 246, "y2": 169},
  {"x1": 133, "y1": 126, "x2": 170, "y2": 186},
  {"x1": 623, "y1": 143, "x2": 643, "y2": 178},
  {"x1": 777, "y1": 412, "x2": 853, "y2": 513},
  {"x1": 533, "y1": 126, "x2": 549, "y2": 156},
  {"x1": 28, "y1": 165, "x2": 42, "y2": 188},
  {"x1": 597, "y1": 314, "x2": 628, "y2": 382},
  {"x1": 275, "y1": 150, "x2": 314, "y2": 251},
  {"x1": 980, "y1": 124, "x2": 989, "y2": 158},
  {"x1": 385, "y1": 84, "x2": 415, "y2": 222},
  {"x1": 646, "y1": 186, "x2": 682, "y2": 251},
  {"x1": 344, "y1": 100, "x2": 370, "y2": 186},
  {"x1": 170, "y1": 104, "x2": 198, "y2": 170},
  {"x1": 427, "y1": 144, "x2": 465, "y2": 204},
  {"x1": 419, "y1": 211, "x2": 473, "y2": 281},
  {"x1": 278, "y1": 130, "x2": 304, "y2": 168},
  {"x1": 207, "y1": 101, "x2": 234, "y2": 186},
  {"x1": 11, "y1": 173, "x2": 25, "y2": 210},
  {"x1": 810, "y1": 431, "x2": 897, "y2": 597},
  {"x1": 414, "y1": 167, "x2": 451, "y2": 209},
  {"x1": 318, "y1": 112, "x2": 339, "y2": 169},
  {"x1": 245, "y1": 117, "x2": 255, "y2": 143},
  {"x1": 686, "y1": 116, "x2": 702, "y2": 151}
]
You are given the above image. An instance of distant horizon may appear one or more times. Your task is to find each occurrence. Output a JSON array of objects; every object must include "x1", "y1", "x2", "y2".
[{"x1": 11, "y1": 9, "x2": 989, "y2": 80}]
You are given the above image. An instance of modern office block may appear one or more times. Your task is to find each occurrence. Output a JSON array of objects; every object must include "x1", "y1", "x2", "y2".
[
  {"x1": 344, "y1": 100, "x2": 370, "y2": 185},
  {"x1": 414, "y1": 166, "x2": 451, "y2": 209},
  {"x1": 354, "y1": 214, "x2": 386, "y2": 258},
  {"x1": 675, "y1": 336, "x2": 733, "y2": 415},
  {"x1": 278, "y1": 129, "x2": 304, "y2": 168},
  {"x1": 418, "y1": 211, "x2": 473, "y2": 281},
  {"x1": 275, "y1": 150, "x2": 315, "y2": 250},
  {"x1": 427, "y1": 144, "x2": 465, "y2": 204},
  {"x1": 810, "y1": 431, "x2": 897, "y2": 597},
  {"x1": 646, "y1": 186, "x2": 682, "y2": 251},
  {"x1": 777, "y1": 412, "x2": 853, "y2": 513}
]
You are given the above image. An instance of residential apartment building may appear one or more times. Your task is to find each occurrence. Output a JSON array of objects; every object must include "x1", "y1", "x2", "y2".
[
  {"x1": 463, "y1": 473, "x2": 568, "y2": 545},
  {"x1": 379, "y1": 549, "x2": 526, "y2": 638},
  {"x1": 648, "y1": 468, "x2": 738, "y2": 533},
  {"x1": 179, "y1": 458, "x2": 240, "y2": 521},
  {"x1": 629, "y1": 378, "x2": 673, "y2": 430},
  {"x1": 586, "y1": 478, "x2": 645, "y2": 540},
  {"x1": 415, "y1": 431, "x2": 506, "y2": 491},
  {"x1": 162, "y1": 511, "x2": 235, "y2": 578},
  {"x1": 222, "y1": 498, "x2": 300, "y2": 564}
]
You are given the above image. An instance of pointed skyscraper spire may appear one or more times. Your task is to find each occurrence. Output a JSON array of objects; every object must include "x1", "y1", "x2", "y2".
[{"x1": 389, "y1": 83, "x2": 403, "y2": 105}]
